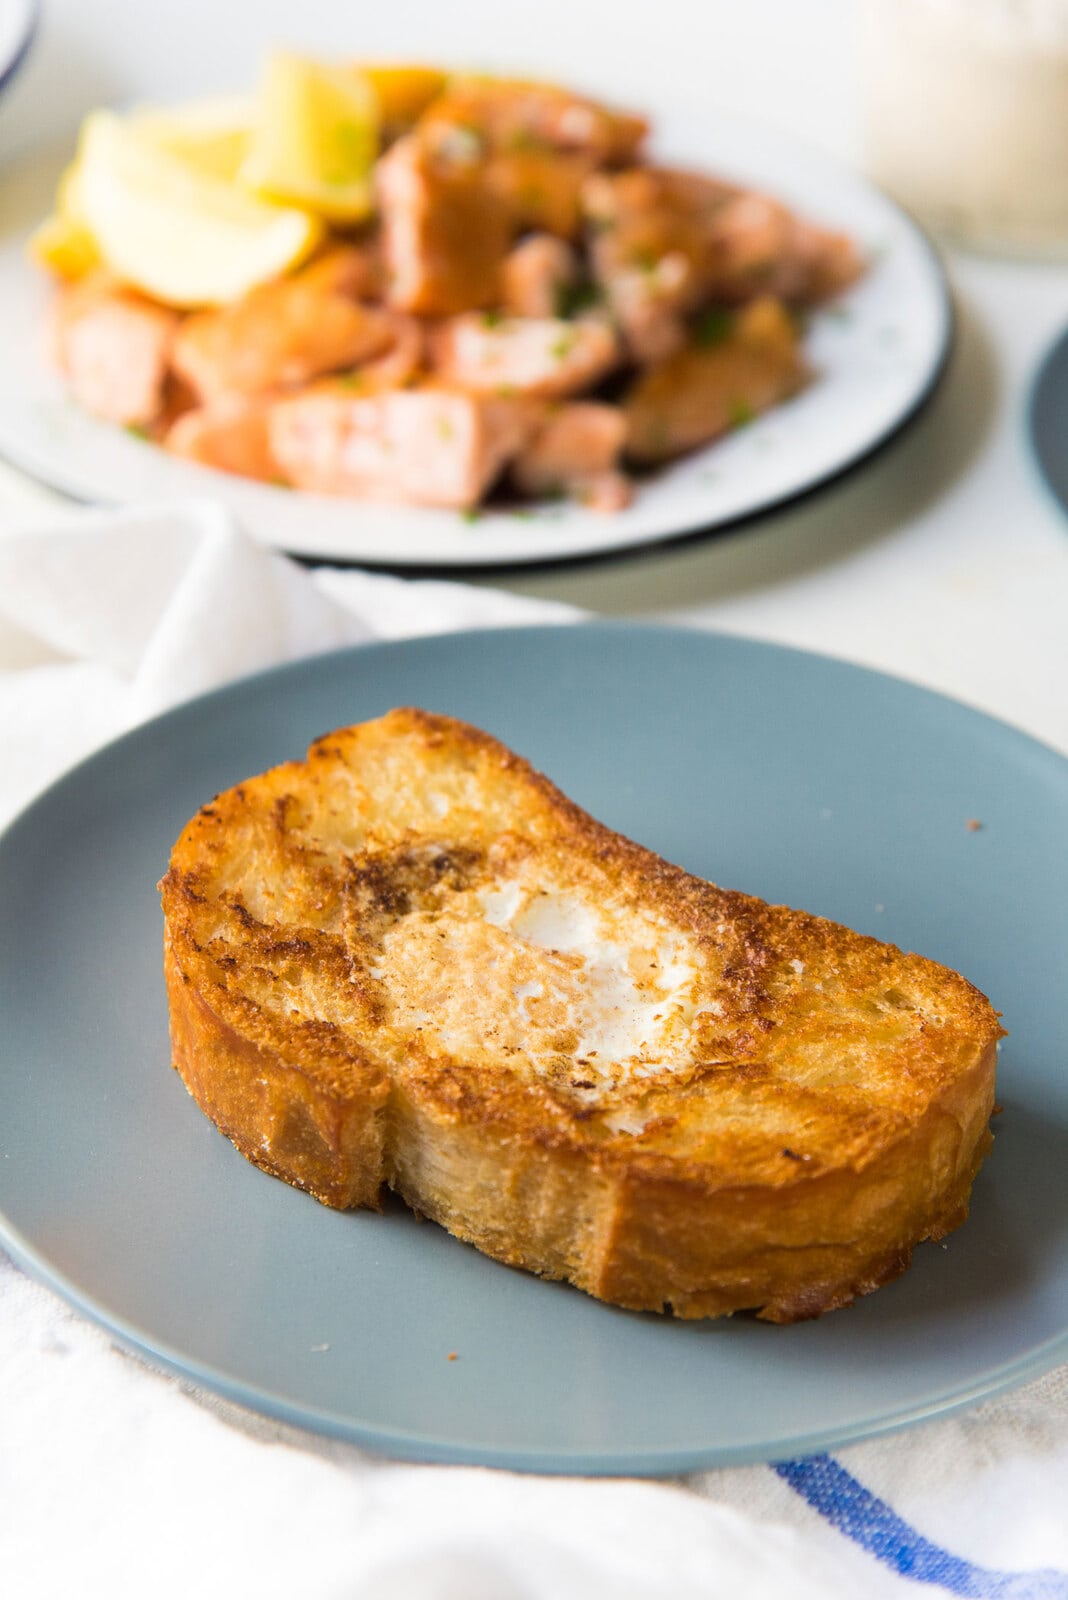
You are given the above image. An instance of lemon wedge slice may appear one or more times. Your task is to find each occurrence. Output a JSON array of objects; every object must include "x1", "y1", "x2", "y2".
[
  {"x1": 360, "y1": 64, "x2": 447, "y2": 130},
  {"x1": 75, "y1": 109, "x2": 322, "y2": 306},
  {"x1": 239, "y1": 52, "x2": 378, "y2": 224},
  {"x1": 27, "y1": 211, "x2": 100, "y2": 278},
  {"x1": 28, "y1": 160, "x2": 101, "y2": 278},
  {"x1": 131, "y1": 96, "x2": 254, "y2": 183}
]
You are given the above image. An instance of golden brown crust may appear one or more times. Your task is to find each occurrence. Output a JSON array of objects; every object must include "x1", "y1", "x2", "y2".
[{"x1": 160, "y1": 708, "x2": 1002, "y2": 1319}]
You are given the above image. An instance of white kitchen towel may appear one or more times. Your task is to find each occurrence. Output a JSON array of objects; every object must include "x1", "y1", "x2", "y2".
[
  {"x1": 0, "y1": 501, "x2": 1066, "y2": 1600},
  {"x1": 0, "y1": 498, "x2": 579, "y2": 827}
]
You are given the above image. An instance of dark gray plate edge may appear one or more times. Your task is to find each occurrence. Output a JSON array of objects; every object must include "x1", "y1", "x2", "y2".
[
  {"x1": 2, "y1": 619, "x2": 1068, "y2": 1473},
  {"x1": 0, "y1": 0, "x2": 37, "y2": 97},
  {"x1": 1026, "y1": 321, "x2": 1068, "y2": 524}
]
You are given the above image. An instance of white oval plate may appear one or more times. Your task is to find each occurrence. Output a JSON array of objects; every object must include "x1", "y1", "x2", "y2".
[{"x1": 0, "y1": 109, "x2": 950, "y2": 568}]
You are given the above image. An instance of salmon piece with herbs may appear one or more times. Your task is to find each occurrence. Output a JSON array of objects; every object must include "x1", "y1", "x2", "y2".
[
  {"x1": 172, "y1": 248, "x2": 394, "y2": 403},
  {"x1": 624, "y1": 296, "x2": 808, "y2": 463},
  {"x1": 165, "y1": 397, "x2": 281, "y2": 481},
  {"x1": 512, "y1": 400, "x2": 632, "y2": 511},
  {"x1": 376, "y1": 132, "x2": 512, "y2": 316},
  {"x1": 583, "y1": 167, "x2": 738, "y2": 361},
  {"x1": 501, "y1": 235, "x2": 581, "y2": 319},
  {"x1": 418, "y1": 76, "x2": 649, "y2": 166},
  {"x1": 51, "y1": 274, "x2": 178, "y2": 427},
  {"x1": 512, "y1": 400, "x2": 626, "y2": 491},
  {"x1": 431, "y1": 313, "x2": 619, "y2": 399},
  {"x1": 706, "y1": 192, "x2": 863, "y2": 304},
  {"x1": 269, "y1": 384, "x2": 533, "y2": 507}
]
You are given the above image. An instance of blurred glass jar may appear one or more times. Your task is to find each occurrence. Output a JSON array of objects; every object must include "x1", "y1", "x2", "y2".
[{"x1": 861, "y1": 0, "x2": 1068, "y2": 258}]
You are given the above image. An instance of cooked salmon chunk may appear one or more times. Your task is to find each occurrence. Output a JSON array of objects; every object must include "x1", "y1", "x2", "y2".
[
  {"x1": 376, "y1": 133, "x2": 512, "y2": 315},
  {"x1": 345, "y1": 312, "x2": 426, "y2": 393},
  {"x1": 164, "y1": 397, "x2": 281, "y2": 482},
  {"x1": 706, "y1": 193, "x2": 863, "y2": 304},
  {"x1": 297, "y1": 244, "x2": 383, "y2": 301},
  {"x1": 416, "y1": 79, "x2": 646, "y2": 241},
  {"x1": 172, "y1": 254, "x2": 395, "y2": 403},
  {"x1": 51, "y1": 277, "x2": 177, "y2": 427},
  {"x1": 582, "y1": 168, "x2": 859, "y2": 317},
  {"x1": 583, "y1": 167, "x2": 736, "y2": 362},
  {"x1": 624, "y1": 296, "x2": 808, "y2": 463},
  {"x1": 419, "y1": 78, "x2": 648, "y2": 166},
  {"x1": 583, "y1": 166, "x2": 738, "y2": 256},
  {"x1": 501, "y1": 235, "x2": 580, "y2": 318},
  {"x1": 512, "y1": 400, "x2": 626, "y2": 493},
  {"x1": 488, "y1": 149, "x2": 594, "y2": 239},
  {"x1": 269, "y1": 385, "x2": 532, "y2": 506},
  {"x1": 431, "y1": 313, "x2": 618, "y2": 399}
]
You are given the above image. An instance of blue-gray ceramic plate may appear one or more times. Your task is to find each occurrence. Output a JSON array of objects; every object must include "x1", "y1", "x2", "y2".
[{"x1": 0, "y1": 623, "x2": 1065, "y2": 1474}]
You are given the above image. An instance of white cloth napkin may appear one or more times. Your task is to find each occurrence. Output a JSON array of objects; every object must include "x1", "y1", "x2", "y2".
[
  {"x1": 1, "y1": 501, "x2": 1066, "y2": 1600},
  {"x1": 0, "y1": 499, "x2": 578, "y2": 827}
]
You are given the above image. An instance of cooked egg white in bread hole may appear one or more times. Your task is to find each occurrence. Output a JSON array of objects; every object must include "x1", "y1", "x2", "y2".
[{"x1": 367, "y1": 864, "x2": 705, "y2": 1127}]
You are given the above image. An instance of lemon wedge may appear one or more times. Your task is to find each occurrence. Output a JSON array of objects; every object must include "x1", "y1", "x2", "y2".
[
  {"x1": 131, "y1": 96, "x2": 254, "y2": 183},
  {"x1": 74, "y1": 109, "x2": 322, "y2": 307},
  {"x1": 240, "y1": 52, "x2": 378, "y2": 224},
  {"x1": 27, "y1": 210, "x2": 100, "y2": 279},
  {"x1": 360, "y1": 64, "x2": 447, "y2": 130},
  {"x1": 28, "y1": 160, "x2": 101, "y2": 278}
]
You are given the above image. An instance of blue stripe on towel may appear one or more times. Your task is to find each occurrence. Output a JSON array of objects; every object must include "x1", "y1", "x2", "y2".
[{"x1": 774, "y1": 1455, "x2": 1068, "y2": 1598}]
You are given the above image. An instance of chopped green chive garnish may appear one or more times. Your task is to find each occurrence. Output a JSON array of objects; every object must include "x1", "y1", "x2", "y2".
[
  {"x1": 693, "y1": 307, "x2": 734, "y2": 347},
  {"x1": 646, "y1": 416, "x2": 670, "y2": 456},
  {"x1": 507, "y1": 126, "x2": 550, "y2": 154},
  {"x1": 728, "y1": 397, "x2": 756, "y2": 428},
  {"x1": 554, "y1": 279, "x2": 603, "y2": 319},
  {"x1": 630, "y1": 246, "x2": 659, "y2": 273}
]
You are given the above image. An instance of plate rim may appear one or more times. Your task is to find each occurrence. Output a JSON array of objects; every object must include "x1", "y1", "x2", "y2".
[
  {"x1": 5, "y1": 618, "x2": 1066, "y2": 833},
  {"x1": 0, "y1": 0, "x2": 37, "y2": 97},
  {"x1": 1027, "y1": 320, "x2": 1068, "y2": 525},
  {"x1": 0, "y1": 111, "x2": 954, "y2": 572},
  {"x1": 2, "y1": 620, "x2": 1065, "y2": 1475},
  {"x1": 5, "y1": 1213, "x2": 1068, "y2": 1476}
]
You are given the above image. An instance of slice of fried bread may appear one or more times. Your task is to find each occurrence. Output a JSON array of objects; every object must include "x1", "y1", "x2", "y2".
[{"x1": 160, "y1": 708, "x2": 1001, "y2": 1321}]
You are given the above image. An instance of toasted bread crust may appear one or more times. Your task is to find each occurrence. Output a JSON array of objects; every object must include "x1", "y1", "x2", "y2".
[{"x1": 160, "y1": 708, "x2": 1001, "y2": 1320}]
